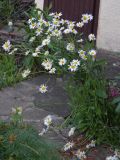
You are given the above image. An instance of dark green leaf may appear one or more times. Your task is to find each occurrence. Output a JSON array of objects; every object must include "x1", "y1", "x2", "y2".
[
  {"x1": 96, "y1": 89, "x2": 108, "y2": 98},
  {"x1": 112, "y1": 97, "x2": 120, "y2": 104},
  {"x1": 115, "y1": 103, "x2": 120, "y2": 113}
]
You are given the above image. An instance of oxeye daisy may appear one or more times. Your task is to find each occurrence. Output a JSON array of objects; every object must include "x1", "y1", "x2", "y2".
[
  {"x1": 2, "y1": 40, "x2": 11, "y2": 52},
  {"x1": 39, "y1": 84, "x2": 48, "y2": 93},
  {"x1": 58, "y1": 58, "x2": 67, "y2": 66}
]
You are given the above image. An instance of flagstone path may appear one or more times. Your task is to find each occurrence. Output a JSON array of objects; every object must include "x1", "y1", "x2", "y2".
[{"x1": 0, "y1": 75, "x2": 70, "y2": 146}]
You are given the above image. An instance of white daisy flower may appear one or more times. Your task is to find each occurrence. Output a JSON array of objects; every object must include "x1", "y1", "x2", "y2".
[
  {"x1": 42, "y1": 59, "x2": 53, "y2": 70},
  {"x1": 44, "y1": 115, "x2": 52, "y2": 126},
  {"x1": 44, "y1": 51, "x2": 49, "y2": 56},
  {"x1": 36, "y1": 28, "x2": 43, "y2": 36},
  {"x1": 54, "y1": 12, "x2": 62, "y2": 19},
  {"x1": 71, "y1": 59, "x2": 80, "y2": 66},
  {"x1": 8, "y1": 21, "x2": 13, "y2": 26},
  {"x1": 63, "y1": 142, "x2": 74, "y2": 151},
  {"x1": 22, "y1": 69, "x2": 31, "y2": 78},
  {"x1": 82, "y1": 14, "x2": 90, "y2": 23},
  {"x1": 88, "y1": 34, "x2": 96, "y2": 41},
  {"x1": 42, "y1": 38, "x2": 50, "y2": 46},
  {"x1": 76, "y1": 22, "x2": 84, "y2": 28},
  {"x1": 71, "y1": 29, "x2": 78, "y2": 34},
  {"x1": 75, "y1": 150, "x2": 86, "y2": 160},
  {"x1": 29, "y1": 22, "x2": 37, "y2": 29},
  {"x1": 78, "y1": 50, "x2": 87, "y2": 60},
  {"x1": 52, "y1": 29, "x2": 62, "y2": 37},
  {"x1": 77, "y1": 39, "x2": 83, "y2": 43},
  {"x1": 2, "y1": 40, "x2": 11, "y2": 52},
  {"x1": 88, "y1": 14, "x2": 93, "y2": 21},
  {"x1": 59, "y1": 58, "x2": 67, "y2": 66},
  {"x1": 64, "y1": 29, "x2": 71, "y2": 34},
  {"x1": 52, "y1": 18, "x2": 60, "y2": 27},
  {"x1": 29, "y1": 37, "x2": 36, "y2": 43},
  {"x1": 68, "y1": 64, "x2": 78, "y2": 72},
  {"x1": 86, "y1": 140, "x2": 96, "y2": 149},
  {"x1": 25, "y1": 50, "x2": 30, "y2": 56},
  {"x1": 28, "y1": 18, "x2": 36, "y2": 24},
  {"x1": 39, "y1": 84, "x2": 48, "y2": 93},
  {"x1": 68, "y1": 127, "x2": 76, "y2": 137},
  {"x1": 88, "y1": 49, "x2": 97, "y2": 57},
  {"x1": 35, "y1": 45, "x2": 42, "y2": 52},
  {"x1": 49, "y1": 68, "x2": 56, "y2": 74},
  {"x1": 66, "y1": 43, "x2": 75, "y2": 52},
  {"x1": 32, "y1": 52, "x2": 39, "y2": 57}
]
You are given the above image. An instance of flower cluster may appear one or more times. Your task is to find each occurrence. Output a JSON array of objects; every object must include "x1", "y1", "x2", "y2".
[
  {"x1": 1, "y1": 11, "x2": 96, "y2": 89},
  {"x1": 22, "y1": 11, "x2": 96, "y2": 88}
]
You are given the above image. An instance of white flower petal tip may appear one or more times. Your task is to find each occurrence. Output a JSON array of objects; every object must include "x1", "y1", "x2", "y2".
[{"x1": 68, "y1": 127, "x2": 76, "y2": 137}]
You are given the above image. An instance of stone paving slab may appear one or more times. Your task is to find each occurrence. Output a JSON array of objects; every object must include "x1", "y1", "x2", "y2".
[
  {"x1": 0, "y1": 75, "x2": 70, "y2": 117},
  {"x1": 0, "y1": 75, "x2": 69, "y2": 146}
]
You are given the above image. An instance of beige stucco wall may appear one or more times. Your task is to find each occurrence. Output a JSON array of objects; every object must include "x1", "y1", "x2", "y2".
[
  {"x1": 35, "y1": 0, "x2": 44, "y2": 10},
  {"x1": 97, "y1": 0, "x2": 120, "y2": 52}
]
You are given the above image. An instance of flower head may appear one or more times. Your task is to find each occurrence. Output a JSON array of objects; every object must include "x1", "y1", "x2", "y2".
[
  {"x1": 44, "y1": 115, "x2": 52, "y2": 126},
  {"x1": 39, "y1": 84, "x2": 48, "y2": 93},
  {"x1": 32, "y1": 52, "x2": 39, "y2": 57},
  {"x1": 8, "y1": 21, "x2": 13, "y2": 26},
  {"x1": 82, "y1": 14, "x2": 90, "y2": 23},
  {"x1": 2, "y1": 40, "x2": 11, "y2": 52},
  {"x1": 66, "y1": 43, "x2": 75, "y2": 52},
  {"x1": 49, "y1": 68, "x2": 56, "y2": 74},
  {"x1": 42, "y1": 59, "x2": 53, "y2": 70},
  {"x1": 88, "y1": 34, "x2": 96, "y2": 41},
  {"x1": 63, "y1": 142, "x2": 74, "y2": 151},
  {"x1": 42, "y1": 38, "x2": 50, "y2": 46},
  {"x1": 82, "y1": 14, "x2": 93, "y2": 23},
  {"x1": 75, "y1": 150, "x2": 86, "y2": 160},
  {"x1": 29, "y1": 37, "x2": 36, "y2": 43},
  {"x1": 68, "y1": 127, "x2": 76, "y2": 137},
  {"x1": 22, "y1": 69, "x2": 31, "y2": 78},
  {"x1": 88, "y1": 49, "x2": 97, "y2": 58},
  {"x1": 86, "y1": 140, "x2": 96, "y2": 149},
  {"x1": 76, "y1": 22, "x2": 84, "y2": 28},
  {"x1": 59, "y1": 58, "x2": 67, "y2": 66}
]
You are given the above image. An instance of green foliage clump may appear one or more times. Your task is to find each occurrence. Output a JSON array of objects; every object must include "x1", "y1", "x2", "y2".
[
  {"x1": 67, "y1": 58, "x2": 120, "y2": 149},
  {"x1": 0, "y1": 54, "x2": 21, "y2": 89},
  {"x1": 0, "y1": 114, "x2": 61, "y2": 160},
  {"x1": 0, "y1": 0, "x2": 33, "y2": 25}
]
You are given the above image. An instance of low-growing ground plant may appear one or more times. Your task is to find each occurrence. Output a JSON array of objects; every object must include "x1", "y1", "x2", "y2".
[
  {"x1": 66, "y1": 59, "x2": 120, "y2": 149},
  {"x1": 0, "y1": 107, "x2": 62, "y2": 160}
]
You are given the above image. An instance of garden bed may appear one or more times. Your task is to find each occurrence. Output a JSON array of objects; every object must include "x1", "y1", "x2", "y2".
[{"x1": 0, "y1": 4, "x2": 120, "y2": 160}]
